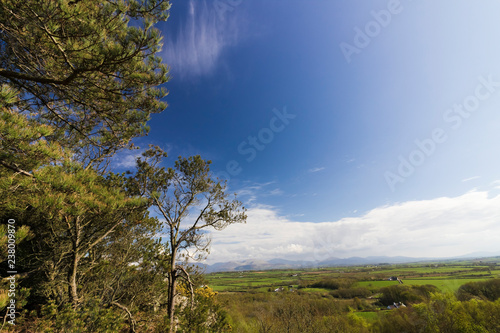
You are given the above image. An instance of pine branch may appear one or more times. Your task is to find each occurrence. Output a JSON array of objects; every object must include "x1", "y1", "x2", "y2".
[{"x1": 0, "y1": 159, "x2": 33, "y2": 177}]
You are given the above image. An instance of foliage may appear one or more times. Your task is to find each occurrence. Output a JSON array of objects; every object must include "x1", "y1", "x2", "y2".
[
  {"x1": 10, "y1": 299, "x2": 127, "y2": 333},
  {"x1": 176, "y1": 286, "x2": 233, "y2": 332},
  {"x1": 6, "y1": 164, "x2": 148, "y2": 309},
  {"x1": 219, "y1": 292, "x2": 368, "y2": 333},
  {"x1": 372, "y1": 293, "x2": 500, "y2": 333},
  {"x1": 0, "y1": 223, "x2": 31, "y2": 264},
  {"x1": 457, "y1": 278, "x2": 500, "y2": 302},
  {"x1": 0, "y1": 0, "x2": 170, "y2": 166},
  {"x1": 0, "y1": 106, "x2": 67, "y2": 178},
  {"x1": 378, "y1": 284, "x2": 439, "y2": 306},
  {"x1": 330, "y1": 287, "x2": 372, "y2": 299}
]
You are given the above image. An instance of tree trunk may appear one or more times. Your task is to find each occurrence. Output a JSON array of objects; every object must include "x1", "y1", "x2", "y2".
[
  {"x1": 167, "y1": 272, "x2": 176, "y2": 333},
  {"x1": 68, "y1": 217, "x2": 81, "y2": 308},
  {"x1": 68, "y1": 250, "x2": 80, "y2": 308},
  {"x1": 167, "y1": 250, "x2": 177, "y2": 333}
]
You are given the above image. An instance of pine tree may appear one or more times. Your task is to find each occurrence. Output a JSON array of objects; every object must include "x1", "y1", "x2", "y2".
[
  {"x1": 130, "y1": 146, "x2": 247, "y2": 332},
  {"x1": 0, "y1": 0, "x2": 170, "y2": 168}
]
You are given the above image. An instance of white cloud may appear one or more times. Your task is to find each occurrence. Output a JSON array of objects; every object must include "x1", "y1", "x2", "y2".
[
  {"x1": 162, "y1": 0, "x2": 242, "y2": 79},
  {"x1": 111, "y1": 143, "x2": 173, "y2": 170},
  {"x1": 111, "y1": 149, "x2": 143, "y2": 169},
  {"x1": 308, "y1": 167, "x2": 325, "y2": 173},
  {"x1": 491, "y1": 180, "x2": 500, "y2": 190},
  {"x1": 206, "y1": 190, "x2": 500, "y2": 264}
]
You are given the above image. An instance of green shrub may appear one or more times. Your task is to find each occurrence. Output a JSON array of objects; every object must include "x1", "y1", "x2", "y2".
[
  {"x1": 372, "y1": 293, "x2": 500, "y2": 333},
  {"x1": 309, "y1": 278, "x2": 355, "y2": 290},
  {"x1": 457, "y1": 278, "x2": 500, "y2": 301}
]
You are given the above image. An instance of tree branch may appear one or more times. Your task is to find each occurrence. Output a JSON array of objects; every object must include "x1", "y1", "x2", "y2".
[
  {"x1": 111, "y1": 301, "x2": 136, "y2": 333},
  {"x1": 30, "y1": 8, "x2": 76, "y2": 71},
  {"x1": 0, "y1": 68, "x2": 80, "y2": 85},
  {"x1": 80, "y1": 218, "x2": 123, "y2": 257},
  {"x1": 0, "y1": 159, "x2": 34, "y2": 177},
  {"x1": 154, "y1": 197, "x2": 173, "y2": 228},
  {"x1": 178, "y1": 198, "x2": 211, "y2": 245}
]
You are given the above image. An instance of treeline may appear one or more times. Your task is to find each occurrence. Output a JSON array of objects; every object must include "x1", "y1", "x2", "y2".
[
  {"x1": 306, "y1": 278, "x2": 355, "y2": 290},
  {"x1": 373, "y1": 293, "x2": 500, "y2": 332},
  {"x1": 0, "y1": 1, "x2": 244, "y2": 332},
  {"x1": 303, "y1": 278, "x2": 372, "y2": 299},
  {"x1": 220, "y1": 279, "x2": 500, "y2": 332}
]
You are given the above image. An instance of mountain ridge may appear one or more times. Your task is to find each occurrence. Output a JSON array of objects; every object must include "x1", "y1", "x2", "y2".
[{"x1": 201, "y1": 253, "x2": 500, "y2": 273}]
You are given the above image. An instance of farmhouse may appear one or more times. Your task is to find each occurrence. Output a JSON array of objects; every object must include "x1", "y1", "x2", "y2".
[
  {"x1": 387, "y1": 276, "x2": 404, "y2": 284},
  {"x1": 387, "y1": 302, "x2": 406, "y2": 310}
]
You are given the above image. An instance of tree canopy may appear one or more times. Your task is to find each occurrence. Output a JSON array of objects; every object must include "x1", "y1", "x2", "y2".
[{"x1": 0, "y1": 0, "x2": 170, "y2": 168}]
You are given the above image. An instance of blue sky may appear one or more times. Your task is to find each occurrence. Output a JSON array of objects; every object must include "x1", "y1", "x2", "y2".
[{"x1": 115, "y1": 0, "x2": 500, "y2": 263}]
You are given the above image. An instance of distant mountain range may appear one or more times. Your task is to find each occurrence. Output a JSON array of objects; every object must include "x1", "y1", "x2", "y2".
[{"x1": 200, "y1": 253, "x2": 500, "y2": 273}]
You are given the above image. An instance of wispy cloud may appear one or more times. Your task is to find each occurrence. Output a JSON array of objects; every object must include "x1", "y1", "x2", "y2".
[
  {"x1": 162, "y1": 0, "x2": 241, "y2": 79},
  {"x1": 206, "y1": 190, "x2": 500, "y2": 264},
  {"x1": 462, "y1": 176, "x2": 480, "y2": 182},
  {"x1": 268, "y1": 188, "x2": 283, "y2": 196},
  {"x1": 308, "y1": 167, "x2": 325, "y2": 173},
  {"x1": 236, "y1": 181, "x2": 277, "y2": 204}
]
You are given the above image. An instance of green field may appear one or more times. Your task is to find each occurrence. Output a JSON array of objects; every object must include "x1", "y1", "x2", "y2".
[
  {"x1": 206, "y1": 259, "x2": 500, "y2": 332},
  {"x1": 207, "y1": 262, "x2": 499, "y2": 293},
  {"x1": 357, "y1": 278, "x2": 494, "y2": 293},
  {"x1": 354, "y1": 311, "x2": 380, "y2": 322}
]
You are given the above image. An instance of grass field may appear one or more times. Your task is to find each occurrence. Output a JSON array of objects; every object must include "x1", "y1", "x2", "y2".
[
  {"x1": 207, "y1": 259, "x2": 500, "y2": 332},
  {"x1": 206, "y1": 261, "x2": 500, "y2": 294},
  {"x1": 354, "y1": 311, "x2": 380, "y2": 322},
  {"x1": 357, "y1": 278, "x2": 493, "y2": 293}
]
